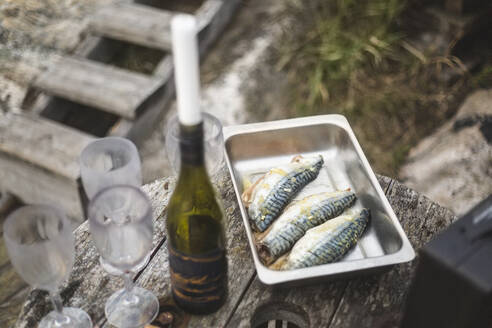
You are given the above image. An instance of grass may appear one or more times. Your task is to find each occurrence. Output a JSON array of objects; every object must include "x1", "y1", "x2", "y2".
[
  {"x1": 278, "y1": 0, "x2": 405, "y2": 111},
  {"x1": 472, "y1": 64, "x2": 492, "y2": 88},
  {"x1": 274, "y1": 0, "x2": 484, "y2": 177}
]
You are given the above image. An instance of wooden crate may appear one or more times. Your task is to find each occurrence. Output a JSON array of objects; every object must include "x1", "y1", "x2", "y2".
[{"x1": 2, "y1": 0, "x2": 240, "y2": 220}]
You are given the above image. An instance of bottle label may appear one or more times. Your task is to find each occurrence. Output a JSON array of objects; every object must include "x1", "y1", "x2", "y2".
[{"x1": 168, "y1": 245, "x2": 227, "y2": 306}]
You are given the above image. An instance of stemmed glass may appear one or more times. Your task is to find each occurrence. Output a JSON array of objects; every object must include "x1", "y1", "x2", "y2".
[
  {"x1": 165, "y1": 112, "x2": 225, "y2": 177},
  {"x1": 3, "y1": 205, "x2": 92, "y2": 328},
  {"x1": 88, "y1": 185, "x2": 159, "y2": 328},
  {"x1": 80, "y1": 137, "x2": 142, "y2": 199},
  {"x1": 80, "y1": 137, "x2": 149, "y2": 275}
]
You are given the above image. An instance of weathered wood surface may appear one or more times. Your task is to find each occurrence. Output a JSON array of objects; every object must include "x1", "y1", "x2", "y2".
[
  {"x1": 14, "y1": 173, "x2": 457, "y2": 328},
  {"x1": 89, "y1": 3, "x2": 173, "y2": 51},
  {"x1": 32, "y1": 56, "x2": 162, "y2": 120},
  {"x1": 2, "y1": 0, "x2": 241, "y2": 243},
  {"x1": 0, "y1": 113, "x2": 94, "y2": 181},
  {"x1": 0, "y1": 193, "x2": 26, "y2": 328},
  {"x1": 0, "y1": 287, "x2": 29, "y2": 328},
  {"x1": 0, "y1": 113, "x2": 94, "y2": 219}
]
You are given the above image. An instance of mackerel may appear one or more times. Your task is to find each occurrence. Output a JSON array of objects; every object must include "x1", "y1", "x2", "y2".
[
  {"x1": 242, "y1": 155, "x2": 324, "y2": 232},
  {"x1": 277, "y1": 208, "x2": 370, "y2": 270},
  {"x1": 258, "y1": 190, "x2": 356, "y2": 264}
]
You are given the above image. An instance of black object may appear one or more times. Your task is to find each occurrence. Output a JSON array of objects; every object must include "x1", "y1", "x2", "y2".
[{"x1": 401, "y1": 195, "x2": 492, "y2": 328}]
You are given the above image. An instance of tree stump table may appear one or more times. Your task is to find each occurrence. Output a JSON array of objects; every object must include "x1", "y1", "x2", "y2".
[{"x1": 14, "y1": 170, "x2": 456, "y2": 328}]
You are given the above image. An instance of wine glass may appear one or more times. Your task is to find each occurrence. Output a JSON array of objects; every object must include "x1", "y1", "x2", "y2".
[
  {"x1": 80, "y1": 137, "x2": 149, "y2": 275},
  {"x1": 88, "y1": 185, "x2": 159, "y2": 328},
  {"x1": 165, "y1": 112, "x2": 225, "y2": 177},
  {"x1": 80, "y1": 137, "x2": 142, "y2": 199},
  {"x1": 3, "y1": 205, "x2": 92, "y2": 328}
]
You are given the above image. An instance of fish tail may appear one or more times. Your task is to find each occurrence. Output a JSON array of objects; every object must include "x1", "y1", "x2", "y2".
[{"x1": 257, "y1": 243, "x2": 275, "y2": 265}]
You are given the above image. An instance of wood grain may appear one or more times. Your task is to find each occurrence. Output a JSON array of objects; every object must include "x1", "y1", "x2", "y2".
[
  {"x1": 14, "y1": 173, "x2": 457, "y2": 328},
  {"x1": 89, "y1": 3, "x2": 173, "y2": 51},
  {"x1": 0, "y1": 266, "x2": 28, "y2": 305},
  {"x1": 0, "y1": 113, "x2": 94, "y2": 181},
  {"x1": 0, "y1": 113, "x2": 94, "y2": 219},
  {"x1": 32, "y1": 57, "x2": 162, "y2": 119},
  {"x1": 0, "y1": 287, "x2": 30, "y2": 328}
]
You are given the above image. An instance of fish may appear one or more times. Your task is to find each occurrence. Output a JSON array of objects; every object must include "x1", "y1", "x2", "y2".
[
  {"x1": 241, "y1": 155, "x2": 324, "y2": 232},
  {"x1": 274, "y1": 208, "x2": 370, "y2": 270},
  {"x1": 257, "y1": 190, "x2": 356, "y2": 264}
]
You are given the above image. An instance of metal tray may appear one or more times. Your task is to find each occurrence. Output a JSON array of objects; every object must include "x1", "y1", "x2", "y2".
[{"x1": 223, "y1": 114, "x2": 415, "y2": 286}]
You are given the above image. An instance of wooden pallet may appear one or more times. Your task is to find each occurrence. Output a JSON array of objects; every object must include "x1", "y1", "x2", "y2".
[{"x1": 3, "y1": 0, "x2": 240, "y2": 219}]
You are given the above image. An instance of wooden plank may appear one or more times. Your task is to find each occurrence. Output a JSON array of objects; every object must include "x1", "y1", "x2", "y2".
[
  {"x1": 0, "y1": 152, "x2": 84, "y2": 220},
  {"x1": 0, "y1": 287, "x2": 30, "y2": 328},
  {"x1": 197, "y1": 0, "x2": 241, "y2": 55},
  {"x1": 108, "y1": 56, "x2": 174, "y2": 143},
  {"x1": 89, "y1": 3, "x2": 173, "y2": 51},
  {"x1": 32, "y1": 57, "x2": 162, "y2": 119},
  {"x1": 13, "y1": 179, "x2": 172, "y2": 328},
  {"x1": 0, "y1": 113, "x2": 94, "y2": 181},
  {"x1": 116, "y1": 65, "x2": 175, "y2": 145},
  {"x1": 196, "y1": 0, "x2": 224, "y2": 31},
  {"x1": 0, "y1": 113, "x2": 95, "y2": 219}
]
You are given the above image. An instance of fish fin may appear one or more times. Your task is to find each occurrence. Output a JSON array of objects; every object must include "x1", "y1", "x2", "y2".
[
  {"x1": 270, "y1": 253, "x2": 288, "y2": 270},
  {"x1": 241, "y1": 175, "x2": 265, "y2": 207},
  {"x1": 257, "y1": 243, "x2": 274, "y2": 266},
  {"x1": 255, "y1": 224, "x2": 273, "y2": 241}
]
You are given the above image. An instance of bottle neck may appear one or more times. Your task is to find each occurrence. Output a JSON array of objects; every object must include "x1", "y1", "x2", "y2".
[{"x1": 179, "y1": 122, "x2": 205, "y2": 167}]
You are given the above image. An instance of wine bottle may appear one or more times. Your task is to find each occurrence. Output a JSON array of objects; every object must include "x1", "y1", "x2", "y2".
[{"x1": 166, "y1": 14, "x2": 227, "y2": 314}]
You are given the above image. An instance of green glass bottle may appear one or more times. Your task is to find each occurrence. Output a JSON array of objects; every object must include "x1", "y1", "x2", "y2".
[{"x1": 166, "y1": 122, "x2": 228, "y2": 314}]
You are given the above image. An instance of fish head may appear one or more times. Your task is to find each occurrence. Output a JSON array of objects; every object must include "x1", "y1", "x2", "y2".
[{"x1": 291, "y1": 155, "x2": 324, "y2": 168}]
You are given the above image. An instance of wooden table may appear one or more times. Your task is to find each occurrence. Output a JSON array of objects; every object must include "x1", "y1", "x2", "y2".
[{"x1": 14, "y1": 170, "x2": 456, "y2": 328}]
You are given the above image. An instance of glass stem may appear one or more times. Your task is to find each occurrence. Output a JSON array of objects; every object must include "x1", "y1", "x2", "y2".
[
  {"x1": 123, "y1": 272, "x2": 139, "y2": 305},
  {"x1": 50, "y1": 292, "x2": 70, "y2": 325},
  {"x1": 124, "y1": 272, "x2": 134, "y2": 294}
]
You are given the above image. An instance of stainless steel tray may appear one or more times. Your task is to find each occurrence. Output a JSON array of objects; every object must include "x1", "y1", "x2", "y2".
[{"x1": 223, "y1": 114, "x2": 415, "y2": 286}]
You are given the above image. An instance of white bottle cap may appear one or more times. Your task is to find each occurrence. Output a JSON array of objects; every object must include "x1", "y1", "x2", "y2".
[{"x1": 171, "y1": 14, "x2": 202, "y2": 126}]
